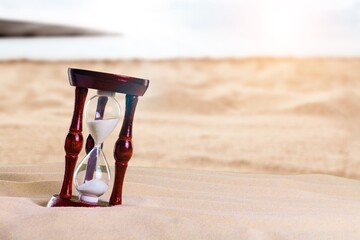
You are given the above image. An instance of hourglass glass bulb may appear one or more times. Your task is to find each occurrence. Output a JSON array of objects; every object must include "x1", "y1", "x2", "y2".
[
  {"x1": 73, "y1": 90, "x2": 121, "y2": 203},
  {"x1": 86, "y1": 91, "x2": 121, "y2": 145},
  {"x1": 75, "y1": 146, "x2": 111, "y2": 203}
]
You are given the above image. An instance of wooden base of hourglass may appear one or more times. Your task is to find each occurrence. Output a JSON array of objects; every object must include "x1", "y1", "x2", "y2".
[{"x1": 47, "y1": 68, "x2": 149, "y2": 207}]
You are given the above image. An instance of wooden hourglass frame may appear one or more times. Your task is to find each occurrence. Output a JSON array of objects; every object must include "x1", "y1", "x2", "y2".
[{"x1": 47, "y1": 68, "x2": 149, "y2": 207}]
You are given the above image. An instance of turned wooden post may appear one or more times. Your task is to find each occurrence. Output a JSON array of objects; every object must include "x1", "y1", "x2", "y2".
[
  {"x1": 110, "y1": 94, "x2": 138, "y2": 205},
  {"x1": 60, "y1": 87, "x2": 88, "y2": 199}
]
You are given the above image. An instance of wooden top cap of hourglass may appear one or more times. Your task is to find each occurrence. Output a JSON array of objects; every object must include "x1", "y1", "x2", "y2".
[{"x1": 68, "y1": 68, "x2": 150, "y2": 96}]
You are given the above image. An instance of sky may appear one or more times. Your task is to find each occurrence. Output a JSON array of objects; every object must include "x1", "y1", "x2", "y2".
[{"x1": 0, "y1": 0, "x2": 359, "y2": 58}]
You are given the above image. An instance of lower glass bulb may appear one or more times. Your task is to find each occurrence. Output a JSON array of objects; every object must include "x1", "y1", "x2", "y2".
[{"x1": 74, "y1": 146, "x2": 111, "y2": 203}]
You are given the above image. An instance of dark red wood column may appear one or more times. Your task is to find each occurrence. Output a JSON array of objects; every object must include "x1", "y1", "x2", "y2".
[
  {"x1": 60, "y1": 87, "x2": 88, "y2": 199},
  {"x1": 110, "y1": 94, "x2": 138, "y2": 205}
]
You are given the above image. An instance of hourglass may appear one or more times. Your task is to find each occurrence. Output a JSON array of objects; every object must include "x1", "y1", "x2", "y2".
[{"x1": 47, "y1": 68, "x2": 149, "y2": 207}]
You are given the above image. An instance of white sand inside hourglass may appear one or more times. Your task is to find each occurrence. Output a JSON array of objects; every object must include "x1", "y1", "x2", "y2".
[
  {"x1": 77, "y1": 179, "x2": 109, "y2": 203},
  {"x1": 87, "y1": 118, "x2": 119, "y2": 144}
]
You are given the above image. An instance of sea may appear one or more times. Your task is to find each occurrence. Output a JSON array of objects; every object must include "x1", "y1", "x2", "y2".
[{"x1": 0, "y1": 35, "x2": 359, "y2": 60}]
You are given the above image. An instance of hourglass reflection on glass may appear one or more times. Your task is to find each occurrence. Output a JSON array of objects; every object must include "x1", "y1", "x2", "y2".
[{"x1": 74, "y1": 91, "x2": 120, "y2": 204}]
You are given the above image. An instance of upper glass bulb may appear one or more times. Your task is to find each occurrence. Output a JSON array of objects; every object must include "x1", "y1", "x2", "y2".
[{"x1": 85, "y1": 90, "x2": 121, "y2": 144}]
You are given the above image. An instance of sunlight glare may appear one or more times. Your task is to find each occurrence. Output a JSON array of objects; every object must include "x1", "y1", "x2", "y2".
[{"x1": 257, "y1": 2, "x2": 311, "y2": 55}]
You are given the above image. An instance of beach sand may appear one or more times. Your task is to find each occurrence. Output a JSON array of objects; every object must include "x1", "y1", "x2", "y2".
[{"x1": 1, "y1": 58, "x2": 360, "y2": 239}]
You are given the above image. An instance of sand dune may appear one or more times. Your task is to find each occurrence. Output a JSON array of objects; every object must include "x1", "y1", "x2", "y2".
[
  {"x1": 1, "y1": 58, "x2": 360, "y2": 239},
  {"x1": 1, "y1": 58, "x2": 360, "y2": 177},
  {"x1": 2, "y1": 163, "x2": 360, "y2": 239},
  {"x1": 274, "y1": 89, "x2": 360, "y2": 116}
]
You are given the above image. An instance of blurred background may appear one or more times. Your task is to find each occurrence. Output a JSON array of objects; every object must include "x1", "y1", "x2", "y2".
[
  {"x1": 0, "y1": 0, "x2": 359, "y2": 59},
  {"x1": 0, "y1": 0, "x2": 360, "y2": 178}
]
